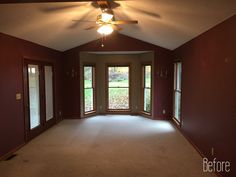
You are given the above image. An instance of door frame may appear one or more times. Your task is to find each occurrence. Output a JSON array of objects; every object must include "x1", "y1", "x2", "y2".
[{"x1": 23, "y1": 58, "x2": 56, "y2": 141}]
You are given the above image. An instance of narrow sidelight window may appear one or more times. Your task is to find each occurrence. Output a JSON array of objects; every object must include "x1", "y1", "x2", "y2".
[
  {"x1": 142, "y1": 64, "x2": 152, "y2": 114},
  {"x1": 83, "y1": 65, "x2": 96, "y2": 114},
  {"x1": 173, "y1": 62, "x2": 182, "y2": 123},
  {"x1": 108, "y1": 66, "x2": 130, "y2": 110}
]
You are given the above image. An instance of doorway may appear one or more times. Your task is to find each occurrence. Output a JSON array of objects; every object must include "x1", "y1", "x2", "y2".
[{"x1": 23, "y1": 60, "x2": 55, "y2": 140}]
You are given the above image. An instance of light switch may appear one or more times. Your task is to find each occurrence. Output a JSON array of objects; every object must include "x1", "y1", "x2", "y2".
[{"x1": 16, "y1": 93, "x2": 21, "y2": 100}]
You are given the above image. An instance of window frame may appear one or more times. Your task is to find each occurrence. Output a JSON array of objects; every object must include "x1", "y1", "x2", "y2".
[
  {"x1": 141, "y1": 63, "x2": 152, "y2": 116},
  {"x1": 106, "y1": 64, "x2": 131, "y2": 112},
  {"x1": 173, "y1": 61, "x2": 182, "y2": 125},
  {"x1": 82, "y1": 64, "x2": 96, "y2": 115}
]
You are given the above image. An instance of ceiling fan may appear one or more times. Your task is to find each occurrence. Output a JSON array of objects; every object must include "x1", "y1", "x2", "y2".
[{"x1": 72, "y1": 0, "x2": 138, "y2": 35}]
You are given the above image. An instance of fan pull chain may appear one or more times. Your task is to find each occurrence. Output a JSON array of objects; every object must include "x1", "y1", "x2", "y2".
[{"x1": 101, "y1": 34, "x2": 107, "y2": 47}]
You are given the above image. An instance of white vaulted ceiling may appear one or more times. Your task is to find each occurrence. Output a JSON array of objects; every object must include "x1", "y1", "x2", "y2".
[{"x1": 0, "y1": 0, "x2": 235, "y2": 51}]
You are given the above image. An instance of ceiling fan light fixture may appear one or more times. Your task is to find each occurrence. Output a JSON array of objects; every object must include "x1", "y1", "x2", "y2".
[
  {"x1": 97, "y1": 25, "x2": 114, "y2": 35},
  {"x1": 101, "y1": 12, "x2": 113, "y2": 22}
]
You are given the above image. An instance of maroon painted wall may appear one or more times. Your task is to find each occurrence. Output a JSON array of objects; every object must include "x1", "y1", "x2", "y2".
[
  {"x1": 0, "y1": 33, "x2": 63, "y2": 158},
  {"x1": 62, "y1": 33, "x2": 173, "y2": 120},
  {"x1": 174, "y1": 15, "x2": 236, "y2": 177},
  {"x1": 1, "y1": 14, "x2": 235, "y2": 177}
]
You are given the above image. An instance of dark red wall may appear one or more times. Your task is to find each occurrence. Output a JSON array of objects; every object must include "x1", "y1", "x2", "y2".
[
  {"x1": 62, "y1": 33, "x2": 173, "y2": 120},
  {"x1": 0, "y1": 33, "x2": 63, "y2": 158},
  {"x1": 174, "y1": 15, "x2": 236, "y2": 177},
  {"x1": 1, "y1": 14, "x2": 235, "y2": 177}
]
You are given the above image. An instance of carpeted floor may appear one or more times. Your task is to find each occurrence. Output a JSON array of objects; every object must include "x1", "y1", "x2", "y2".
[{"x1": 0, "y1": 115, "x2": 216, "y2": 177}]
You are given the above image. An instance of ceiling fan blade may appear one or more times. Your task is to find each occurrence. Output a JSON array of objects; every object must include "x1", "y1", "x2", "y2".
[
  {"x1": 111, "y1": 20, "x2": 138, "y2": 25},
  {"x1": 84, "y1": 25, "x2": 97, "y2": 30},
  {"x1": 112, "y1": 25, "x2": 122, "y2": 31},
  {"x1": 68, "y1": 10, "x2": 92, "y2": 29}
]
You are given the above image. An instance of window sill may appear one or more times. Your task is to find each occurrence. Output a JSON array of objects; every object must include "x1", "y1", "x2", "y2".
[
  {"x1": 172, "y1": 117, "x2": 181, "y2": 127},
  {"x1": 84, "y1": 111, "x2": 96, "y2": 116},
  {"x1": 140, "y1": 111, "x2": 152, "y2": 118},
  {"x1": 106, "y1": 109, "x2": 131, "y2": 114}
]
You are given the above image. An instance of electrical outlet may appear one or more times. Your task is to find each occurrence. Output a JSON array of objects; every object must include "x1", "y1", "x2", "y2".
[
  {"x1": 16, "y1": 93, "x2": 21, "y2": 100},
  {"x1": 211, "y1": 147, "x2": 214, "y2": 156},
  {"x1": 100, "y1": 106, "x2": 102, "y2": 110}
]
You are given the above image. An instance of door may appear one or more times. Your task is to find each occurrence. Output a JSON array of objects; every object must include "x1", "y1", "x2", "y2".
[{"x1": 24, "y1": 60, "x2": 55, "y2": 140}]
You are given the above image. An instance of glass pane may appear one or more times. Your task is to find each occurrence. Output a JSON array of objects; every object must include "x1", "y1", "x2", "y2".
[
  {"x1": 144, "y1": 88, "x2": 151, "y2": 112},
  {"x1": 84, "y1": 88, "x2": 94, "y2": 112},
  {"x1": 44, "y1": 66, "x2": 54, "y2": 121},
  {"x1": 174, "y1": 91, "x2": 181, "y2": 121},
  {"x1": 28, "y1": 64, "x2": 40, "y2": 129},
  {"x1": 176, "y1": 63, "x2": 182, "y2": 91},
  {"x1": 109, "y1": 88, "x2": 129, "y2": 109},
  {"x1": 84, "y1": 66, "x2": 92, "y2": 88},
  {"x1": 174, "y1": 64, "x2": 177, "y2": 90},
  {"x1": 145, "y1": 65, "x2": 151, "y2": 88},
  {"x1": 84, "y1": 66, "x2": 95, "y2": 113},
  {"x1": 109, "y1": 67, "x2": 129, "y2": 87}
]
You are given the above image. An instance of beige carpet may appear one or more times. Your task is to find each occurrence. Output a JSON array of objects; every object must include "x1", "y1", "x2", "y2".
[{"x1": 0, "y1": 115, "x2": 216, "y2": 177}]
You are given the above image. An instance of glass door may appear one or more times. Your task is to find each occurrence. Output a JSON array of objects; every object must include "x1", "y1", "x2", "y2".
[
  {"x1": 24, "y1": 61, "x2": 55, "y2": 140},
  {"x1": 28, "y1": 64, "x2": 41, "y2": 129},
  {"x1": 44, "y1": 66, "x2": 54, "y2": 122}
]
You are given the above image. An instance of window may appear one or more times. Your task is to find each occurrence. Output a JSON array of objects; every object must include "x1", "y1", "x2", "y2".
[
  {"x1": 173, "y1": 62, "x2": 182, "y2": 123},
  {"x1": 44, "y1": 66, "x2": 54, "y2": 121},
  {"x1": 83, "y1": 65, "x2": 95, "y2": 114},
  {"x1": 107, "y1": 66, "x2": 130, "y2": 110},
  {"x1": 142, "y1": 64, "x2": 152, "y2": 114}
]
